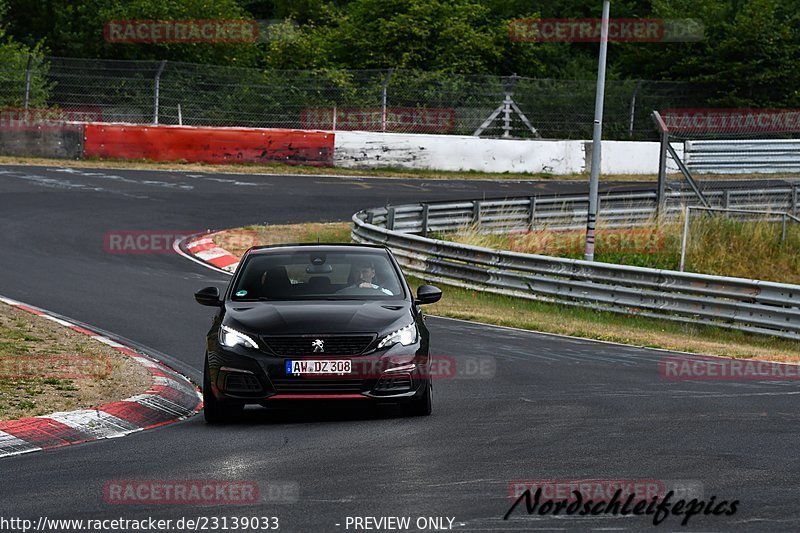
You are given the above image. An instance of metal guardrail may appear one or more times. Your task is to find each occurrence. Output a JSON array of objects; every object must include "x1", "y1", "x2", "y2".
[
  {"x1": 685, "y1": 140, "x2": 800, "y2": 174},
  {"x1": 352, "y1": 186, "x2": 800, "y2": 341},
  {"x1": 367, "y1": 186, "x2": 800, "y2": 234}
]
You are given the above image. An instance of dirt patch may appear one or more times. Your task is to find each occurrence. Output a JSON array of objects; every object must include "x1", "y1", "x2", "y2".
[
  {"x1": 212, "y1": 223, "x2": 352, "y2": 257},
  {"x1": 0, "y1": 303, "x2": 152, "y2": 421}
]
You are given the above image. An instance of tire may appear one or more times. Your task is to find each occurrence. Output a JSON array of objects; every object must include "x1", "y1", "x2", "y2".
[
  {"x1": 203, "y1": 360, "x2": 243, "y2": 424},
  {"x1": 404, "y1": 381, "x2": 432, "y2": 417}
]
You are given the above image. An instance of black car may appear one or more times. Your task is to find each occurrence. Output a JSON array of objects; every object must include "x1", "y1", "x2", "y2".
[{"x1": 194, "y1": 243, "x2": 442, "y2": 423}]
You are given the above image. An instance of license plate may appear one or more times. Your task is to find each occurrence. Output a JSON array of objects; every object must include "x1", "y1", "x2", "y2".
[{"x1": 286, "y1": 359, "x2": 352, "y2": 375}]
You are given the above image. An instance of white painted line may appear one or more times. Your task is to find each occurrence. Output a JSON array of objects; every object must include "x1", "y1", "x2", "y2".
[
  {"x1": 130, "y1": 394, "x2": 196, "y2": 417},
  {"x1": 195, "y1": 247, "x2": 233, "y2": 261},
  {"x1": 172, "y1": 235, "x2": 232, "y2": 275},
  {"x1": 221, "y1": 262, "x2": 239, "y2": 273},
  {"x1": 152, "y1": 376, "x2": 185, "y2": 389},
  {"x1": 128, "y1": 355, "x2": 160, "y2": 369},
  {"x1": 42, "y1": 314, "x2": 76, "y2": 328},
  {"x1": 0, "y1": 430, "x2": 41, "y2": 457},
  {"x1": 93, "y1": 335, "x2": 126, "y2": 349},
  {"x1": 46, "y1": 410, "x2": 141, "y2": 439},
  {"x1": 186, "y1": 237, "x2": 214, "y2": 250}
]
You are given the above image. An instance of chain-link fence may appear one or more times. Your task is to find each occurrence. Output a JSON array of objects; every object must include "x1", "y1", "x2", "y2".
[
  {"x1": 0, "y1": 55, "x2": 725, "y2": 140},
  {"x1": 651, "y1": 108, "x2": 800, "y2": 211}
]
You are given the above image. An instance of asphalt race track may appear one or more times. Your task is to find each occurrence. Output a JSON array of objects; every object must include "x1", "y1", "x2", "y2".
[{"x1": 1, "y1": 165, "x2": 798, "y2": 532}]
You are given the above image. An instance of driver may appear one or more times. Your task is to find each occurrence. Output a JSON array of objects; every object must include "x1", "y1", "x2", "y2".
[{"x1": 349, "y1": 260, "x2": 393, "y2": 295}]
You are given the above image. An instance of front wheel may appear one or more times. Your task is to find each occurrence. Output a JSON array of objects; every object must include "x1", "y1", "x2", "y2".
[
  {"x1": 404, "y1": 381, "x2": 432, "y2": 417},
  {"x1": 203, "y1": 361, "x2": 243, "y2": 424}
]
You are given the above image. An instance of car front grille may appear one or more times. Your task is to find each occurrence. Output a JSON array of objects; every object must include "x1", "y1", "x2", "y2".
[
  {"x1": 270, "y1": 378, "x2": 366, "y2": 394},
  {"x1": 261, "y1": 335, "x2": 374, "y2": 356}
]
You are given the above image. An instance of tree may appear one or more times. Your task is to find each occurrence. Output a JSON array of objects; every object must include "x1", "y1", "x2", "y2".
[
  {"x1": 616, "y1": 0, "x2": 800, "y2": 106},
  {"x1": 5, "y1": 0, "x2": 261, "y2": 66},
  {"x1": 0, "y1": 0, "x2": 49, "y2": 108},
  {"x1": 267, "y1": 0, "x2": 506, "y2": 73}
]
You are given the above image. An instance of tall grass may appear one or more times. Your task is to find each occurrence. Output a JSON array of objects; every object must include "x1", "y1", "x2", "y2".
[{"x1": 440, "y1": 213, "x2": 800, "y2": 284}]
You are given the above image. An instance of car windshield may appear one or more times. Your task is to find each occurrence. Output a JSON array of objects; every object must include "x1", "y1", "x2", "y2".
[{"x1": 230, "y1": 251, "x2": 405, "y2": 301}]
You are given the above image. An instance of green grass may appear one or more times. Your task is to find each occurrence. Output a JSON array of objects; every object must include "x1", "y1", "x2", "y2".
[
  {"x1": 443, "y1": 214, "x2": 800, "y2": 284},
  {"x1": 0, "y1": 303, "x2": 152, "y2": 421},
  {"x1": 5, "y1": 154, "x2": 799, "y2": 184}
]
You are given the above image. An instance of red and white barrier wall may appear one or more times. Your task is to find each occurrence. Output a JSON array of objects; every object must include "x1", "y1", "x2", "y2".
[
  {"x1": 332, "y1": 131, "x2": 682, "y2": 174},
  {"x1": 0, "y1": 121, "x2": 681, "y2": 175},
  {"x1": 84, "y1": 124, "x2": 334, "y2": 166}
]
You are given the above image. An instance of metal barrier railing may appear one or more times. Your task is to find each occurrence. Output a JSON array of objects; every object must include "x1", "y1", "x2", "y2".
[
  {"x1": 352, "y1": 185, "x2": 800, "y2": 340},
  {"x1": 685, "y1": 140, "x2": 800, "y2": 174}
]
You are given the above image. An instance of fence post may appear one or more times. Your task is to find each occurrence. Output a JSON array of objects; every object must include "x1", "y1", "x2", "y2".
[
  {"x1": 792, "y1": 185, "x2": 798, "y2": 217},
  {"x1": 627, "y1": 80, "x2": 643, "y2": 137},
  {"x1": 652, "y1": 111, "x2": 668, "y2": 216},
  {"x1": 723, "y1": 190, "x2": 731, "y2": 209},
  {"x1": 421, "y1": 203, "x2": 429, "y2": 237},
  {"x1": 679, "y1": 206, "x2": 691, "y2": 272},
  {"x1": 528, "y1": 196, "x2": 537, "y2": 230},
  {"x1": 386, "y1": 206, "x2": 396, "y2": 230},
  {"x1": 381, "y1": 68, "x2": 395, "y2": 132},
  {"x1": 782, "y1": 214, "x2": 787, "y2": 244},
  {"x1": 472, "y1": 201, "x2": 482, "y2": 225},
  {"x1": 23, "y1": 54, "x2": 32, "y2": 112},
  {"x1": 153, "y1": 60, "x2": 167, "y2": 125}
]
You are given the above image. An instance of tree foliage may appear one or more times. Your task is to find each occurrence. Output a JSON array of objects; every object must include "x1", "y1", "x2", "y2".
[
  {"x1": 5, "y1": 0, "x2": 260, "y2": 66},
  {"x1": 0, "y1": 0, "x2": 49, "y2": 108},
  {"x1": 1, "y1": 0, "x2": 797, "y2": 106}
]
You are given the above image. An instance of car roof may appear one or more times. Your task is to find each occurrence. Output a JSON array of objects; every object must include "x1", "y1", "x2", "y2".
[{"x1": 245, "y1": 243, "x2": 390, "y2": 255}]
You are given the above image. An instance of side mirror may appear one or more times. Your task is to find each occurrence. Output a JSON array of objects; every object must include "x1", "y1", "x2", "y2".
[
  {"x1": 415, "y1": 285, "x2": 442, "y2": 305},
  {"x1": 194, "y1": 286, "x2": 222, "y2": 307}
]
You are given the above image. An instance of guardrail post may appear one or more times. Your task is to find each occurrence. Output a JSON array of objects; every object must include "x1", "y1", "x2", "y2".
[
  {"x1": 386, "y1": 206, "x2": 396, "y2": 230},
  {"x1": 472, "y1": 201, "x2": 482, "y2": 225},
  {"x1": 366, "y1": 211, "x2": 374, "y2": 225},
  {"x1": 421, "y1": 203, "x2": 429, "y2": 237},
  {"x1": 528, "y1": 196, "x2": 537, "y2": 230}
]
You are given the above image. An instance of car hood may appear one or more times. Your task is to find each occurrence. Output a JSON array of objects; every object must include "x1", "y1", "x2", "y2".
[{"x1": 225, "y1": 300, "x2": 412, "y2": 336}]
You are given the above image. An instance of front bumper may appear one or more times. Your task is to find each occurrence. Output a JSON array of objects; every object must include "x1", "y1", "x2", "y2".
[{"x1": 206, "y1": 341, "x2": 429, "y2": 404}]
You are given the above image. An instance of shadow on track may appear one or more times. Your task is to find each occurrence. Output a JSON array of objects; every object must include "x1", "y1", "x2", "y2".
[{"x1": 204, "y1": 402, "x2": 416, "y2": 426}]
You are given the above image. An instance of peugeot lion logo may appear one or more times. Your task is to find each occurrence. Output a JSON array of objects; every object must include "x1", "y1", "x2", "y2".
[{"x1": 312, "y1": 339, "x2": 324, "y2": 353}]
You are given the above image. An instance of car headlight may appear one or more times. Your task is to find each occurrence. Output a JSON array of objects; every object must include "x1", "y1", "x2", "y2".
[
  {"x1": 377, "y1": 323, "x2": 418, "y2": 349},
  {"x1": 219, "y1": 325, "x2": 258, "y2": 349}
]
